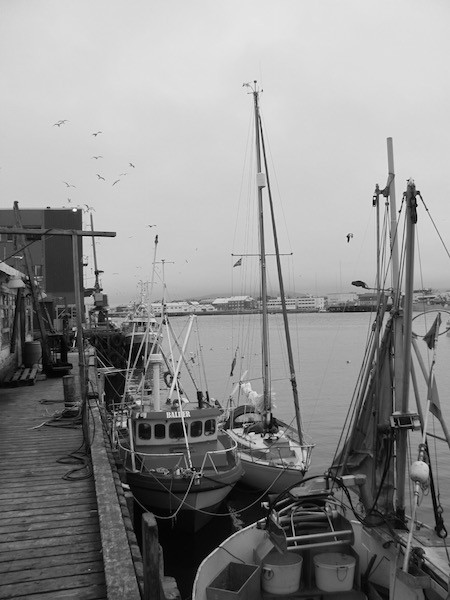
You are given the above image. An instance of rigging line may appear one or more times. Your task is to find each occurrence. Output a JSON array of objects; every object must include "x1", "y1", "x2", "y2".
[{"x1": 417, "y1": 192, "x2": 450, "y2": 261}]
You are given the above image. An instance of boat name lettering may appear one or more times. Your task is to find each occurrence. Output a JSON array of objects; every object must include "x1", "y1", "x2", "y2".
[{"x1": 166, "y1": 410, "x2": 191, "y2": 419}]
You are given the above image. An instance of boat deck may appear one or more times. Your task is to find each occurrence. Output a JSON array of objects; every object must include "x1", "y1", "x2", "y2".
[{"x1": 0, "y1": 353, "x2": 141, "y2": 600}]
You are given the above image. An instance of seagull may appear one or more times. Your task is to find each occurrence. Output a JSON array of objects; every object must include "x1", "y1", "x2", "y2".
[
  {"x1": 129, "y1": 162, "x2": 135, "y2": 168},
  {"x1": 63, "y1": 181, "x2": 76, "y2": 188},
  {"x1": 92, "y1": 155, "x2": 103, "y2": 159},
  {"x1": 146, "y1": 224, "x2": 156, "y2": 228},
  {"x1": 96, "y1": 174, "x2": 105, "y2": 181},
  {"x1": 112, "y1": 179, "x2": 120, "y2": 186},
  {"x1": 119, "y1": 172, "x2": 128, "y2": 176},
  {"x1": 346, "y1": 233, "x2": 354, "y2": 243},
  {"x1": 92, "y1": 131, "x2": 102, "y2": 136},
  {"x1": 53, "y1": 119, "x2": 68, "y2": 126},
  {"x1": 84, "y1": 204, "x2": 95, "y2": 212},
  {"x1": 67, "y1": 198, "x2": 72, "y2": 203}
]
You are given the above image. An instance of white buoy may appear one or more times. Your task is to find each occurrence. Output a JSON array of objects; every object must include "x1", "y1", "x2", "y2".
[{"x1": 410, "y1": 460, "x2": 429, "y2": 484}]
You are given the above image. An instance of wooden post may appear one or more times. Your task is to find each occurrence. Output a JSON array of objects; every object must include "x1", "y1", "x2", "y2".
[{"x1": 142, "y1": 512, "x2": 161, "y2": 600}]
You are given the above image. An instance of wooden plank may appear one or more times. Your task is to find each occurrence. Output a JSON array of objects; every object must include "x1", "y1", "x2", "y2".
[
  {"x1": 0, "y1": 502, "x2": 98, "y2": 521},
  {"x1": 0, "y1": 558, "x2": 105, "y2": 585},
  {"x1": 0, "y1": 531, "x2": 100, "y2": 563},
  {"x1": 0, "y1": 531, "x2": 102, "y2": 553},
  {"x1": 0, "y1": 539, "x2": 102, "y2": 568},
  {"x1": 0, "y1": 513, "x2": 100, "y2": 536},
  {"x1": 0, "y1": 571, "x2": 106, "y2": 598},
  {"x1": 0, "y1": 585, "x2": 107, "y2": 600}
]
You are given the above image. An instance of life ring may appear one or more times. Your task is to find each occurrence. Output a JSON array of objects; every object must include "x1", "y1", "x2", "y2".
[
  {"x1": 163, "y1": 371, "x2": 174, "y2": 388},
  {"x1": 223, "y1": 404, "x2": 258, "y2": 429}
]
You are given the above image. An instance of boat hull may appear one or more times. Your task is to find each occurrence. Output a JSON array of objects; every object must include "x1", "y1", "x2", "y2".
[
  {"x1": 126, "y1": 465, "x2": 242, "y2": 532},
  {"x1": 193, "y1": 487, "x2": 450, "y2": 599},
  {"x1": 237, "y1": 454, "x2": 305, "y2": 494}
]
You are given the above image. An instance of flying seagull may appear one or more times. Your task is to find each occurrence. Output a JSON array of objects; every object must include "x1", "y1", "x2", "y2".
[
  {"x1": 92, "y1": 155, "x2": 103, "y2": 159},
  {"x1": 112, "y1": 179, "x2": 120, "y2": 186},
  {"x1": 129, "y1": 162, "x2": 135, "y2": 168},
  {"x1": 84, "y1": 204, "x2": 95, "y2": 212},
  {"x1": 92, "y1": 131, "x2": 102, "y2": 136},
  {"x1": 146, "y1": 224, "x2": 157, "y2": 228},
  {"x1": 63, "y1": 181, "x2": 76, "y2": 188},
  {"x1": 53, "y1": 119, "x2": 68, "y2": 127},
  {"x1": 119, "y1": 172, "x2": 128, "y2": 176},
  {"x1": 346, "y1": 233, "x2": 354, "y2": 243},
  {"x1": 96, "y1": 174, "x2": 105, "y2": 181}
]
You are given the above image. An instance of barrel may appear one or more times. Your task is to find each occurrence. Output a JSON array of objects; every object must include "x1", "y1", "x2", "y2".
[
  {"x1": 23, "y1": 341, "x2": 42, "y2": 368},
  {"x1": 262, "y1": 550, "x2": 303, "y2": 595}
]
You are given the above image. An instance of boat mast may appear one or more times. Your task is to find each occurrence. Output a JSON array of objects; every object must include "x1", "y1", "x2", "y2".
[
  {"x1": 250, "y1": 81, "x2": 271, "y2": 427},
  {"x1": 259, "y1": 120, "x2": 304, "y2": 443},
  {"x1": 396, "y1": 178, "x2": 418, "y2": 521}
]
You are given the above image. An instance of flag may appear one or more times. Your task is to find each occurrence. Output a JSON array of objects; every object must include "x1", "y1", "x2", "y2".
[
  {"x1": 423, "y1": 313, "x2": 441, "y2": 349},
  {"x1": 233, "y1": 258, "x2": 242, "y2": 267},
  {"x1": 429, "y1": 379, "x2": 442, "y2": 421}
]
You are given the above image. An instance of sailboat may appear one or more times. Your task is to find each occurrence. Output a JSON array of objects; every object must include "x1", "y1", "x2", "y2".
[
  {"x1": 221, "y1": 82, "x2": 314, "y2": 494},
  {"x1": 193, "y1": 139, "x2": 450, "y2": 598},
  {"x1": 100, "y1": 240, "x2": 243, "y2": 533}
]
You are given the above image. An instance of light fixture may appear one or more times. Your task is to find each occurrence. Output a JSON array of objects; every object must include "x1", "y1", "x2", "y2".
[{"x1": 7, "y1": 275, "x2": 26, "y2": 289}]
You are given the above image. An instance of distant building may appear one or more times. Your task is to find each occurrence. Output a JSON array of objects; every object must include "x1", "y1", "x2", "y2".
[
  {"x1": 326, "y1": 293, "x2": 358, "y2": 307},
  {"x1": 296, "y1": 296, "x2": 325, "y2": 311},
  {"x1": 212, "y1": 296, "x2": 256, "y2": 311}
]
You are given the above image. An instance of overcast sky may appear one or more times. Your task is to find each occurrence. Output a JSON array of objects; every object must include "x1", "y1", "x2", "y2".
[{"x1": 2, "y1": 0, "x2": 450, "y2": 305}]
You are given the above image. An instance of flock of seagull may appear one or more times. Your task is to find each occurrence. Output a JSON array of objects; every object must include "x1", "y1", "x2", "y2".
[{"x1": 53, "y1": 119, "x2": 136, "y2": 206}]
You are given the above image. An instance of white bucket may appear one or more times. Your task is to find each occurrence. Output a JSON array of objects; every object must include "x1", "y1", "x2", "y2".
[
  {"x1": 313, "y1": 552, "x2": 355, "y2": 592},
  {"x1": 262, "y1": 550, "x2": 303, "y2": 595}
]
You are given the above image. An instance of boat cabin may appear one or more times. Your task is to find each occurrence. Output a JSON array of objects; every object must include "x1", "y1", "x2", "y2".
[{"x1": 131, "y1": 407, "x2": 221, "y2": 446}]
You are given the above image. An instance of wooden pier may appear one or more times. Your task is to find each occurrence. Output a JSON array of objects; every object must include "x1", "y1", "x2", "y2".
[{"x1": 0, "y1": 351, "x2": 179, "y2": 600}]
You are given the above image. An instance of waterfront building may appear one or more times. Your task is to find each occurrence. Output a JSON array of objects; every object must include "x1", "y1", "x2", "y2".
[{"x1": 0, "y1": 207, "x2": 84, "y2": 332}]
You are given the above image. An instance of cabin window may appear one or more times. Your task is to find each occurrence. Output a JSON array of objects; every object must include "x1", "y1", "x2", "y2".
[
  {"x1": 190, "y1": 420, "x2": 202, "y2": 438},
  {"x1": 204, "y1": 419, "x2": 216, "y2": 436},
  {"x1": 154, "y1": 423, "x2": 166, "y2": 439},
  {"x1": 169, "y1": 422, "x2": 184, "y2": 439},
  {"x1": 138, "y1": 423, "x2": 152, "y2": 440}
]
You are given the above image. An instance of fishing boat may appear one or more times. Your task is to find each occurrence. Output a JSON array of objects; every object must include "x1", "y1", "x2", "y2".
[
  {"x1": 100, "y1": 239, "x2": 243, "y2": 532},
  {"x1": 101, "y1": 313, "x2": 243, "y2": 532},
  {"x1": 221, "y1": 82, "x2": 314, "y2": 494},
  {"x1": 193, "y1": 139, "x2": 450, "y2": 598},
  {"x1": 121, "y1": 278, "x2": 162, "y2": 365}
]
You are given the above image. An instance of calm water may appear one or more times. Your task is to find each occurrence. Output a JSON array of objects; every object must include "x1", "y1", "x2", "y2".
[{"x1": 142, "y1": 311, "x2": 450, "y2": 599}]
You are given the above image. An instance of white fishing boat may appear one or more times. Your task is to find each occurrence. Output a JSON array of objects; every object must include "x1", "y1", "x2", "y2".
[
  {"x1": 193, "y1": 140, "x2": 450, "y2": 598},
  {"x1": 221, "y1": 82, "x2": 314, "y2": 494}
]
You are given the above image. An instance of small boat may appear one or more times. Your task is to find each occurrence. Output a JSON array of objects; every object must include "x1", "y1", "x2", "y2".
[
  {"x1": 221, "y1": 82, "x2": 313, "y2": 494},
  {"x1": 193, "y1": 139, "x2": 450, "y2": 598}
]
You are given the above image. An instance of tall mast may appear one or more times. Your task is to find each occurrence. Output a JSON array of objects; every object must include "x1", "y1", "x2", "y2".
[
  {"x1": 396, "y1": 178, "x2": 417, "y2": 520},
  {"x1": 259, "y1": 119, "x2": 304, "y2": 443},
  {"x1": 250, "y1": 82, "x2": 271, "y2": 426}
]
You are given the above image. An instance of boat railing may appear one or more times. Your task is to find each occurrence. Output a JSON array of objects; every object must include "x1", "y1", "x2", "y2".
[
  {"x1": 114, "y1": 436, "x2": 241, "y2": 476},
  {"x1": 197, "y1": 438, "x2": 240, "y2": 474}
]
